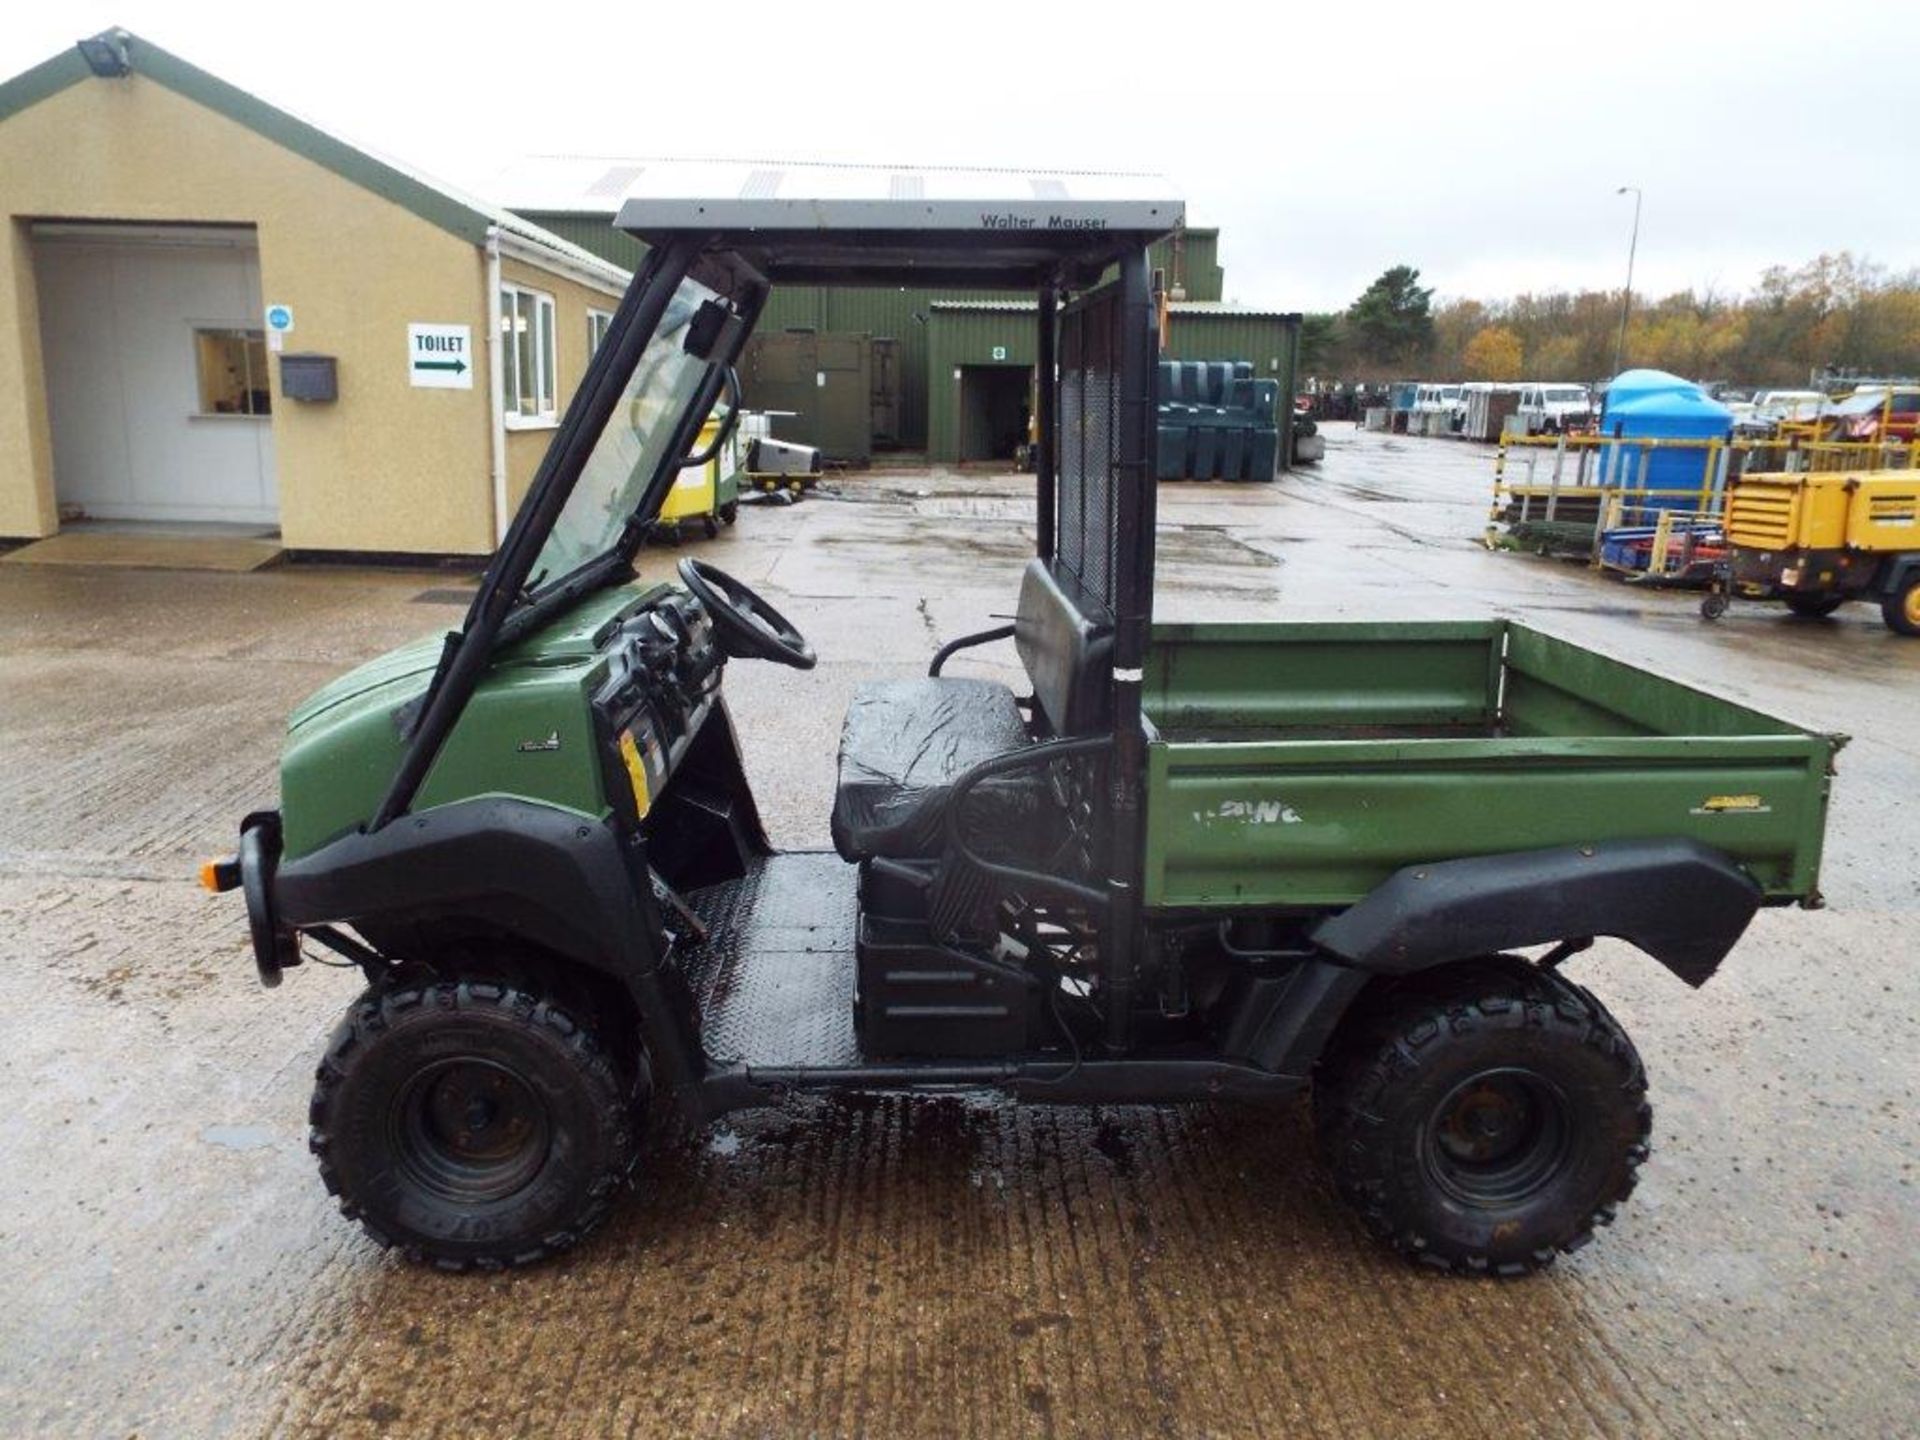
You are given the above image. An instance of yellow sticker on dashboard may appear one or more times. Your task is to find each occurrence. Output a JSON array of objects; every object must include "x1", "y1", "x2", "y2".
[{"x1": 618, "y1": 731, "x2": 652, "y2": 818}]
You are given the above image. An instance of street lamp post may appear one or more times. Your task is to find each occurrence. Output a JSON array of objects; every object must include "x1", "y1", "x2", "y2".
[{"x1": 1613, "y1": 185, "x2": 1643, "y2": 378}]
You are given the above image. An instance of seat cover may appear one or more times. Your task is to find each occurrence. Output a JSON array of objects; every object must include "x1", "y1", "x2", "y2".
[{"x1": 831, "y1": 678, "x2": 1035, "y2": 861}]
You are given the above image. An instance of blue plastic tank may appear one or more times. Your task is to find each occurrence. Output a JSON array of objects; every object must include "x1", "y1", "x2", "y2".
[{"x1": 1599, "y1": 369, "x2": 1732, "y2": 511}]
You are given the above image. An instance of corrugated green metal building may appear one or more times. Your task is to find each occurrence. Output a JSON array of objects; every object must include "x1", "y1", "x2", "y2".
[
  {"x1": 925, "y1": 300, "x2": 1302, "y2": 463},
  {"x1": 511, "y1": 208, "x2": 1234, "y2": 455}
]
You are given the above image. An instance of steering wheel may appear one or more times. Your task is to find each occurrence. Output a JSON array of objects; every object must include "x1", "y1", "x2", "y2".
[{"x1": 676, "y1": 558, "x2": 816, "y2": 670}]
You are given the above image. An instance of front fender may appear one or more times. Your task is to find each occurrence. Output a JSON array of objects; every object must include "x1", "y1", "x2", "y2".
[
  {"x1": 269, "y1": 796, "x2": 746, "y2": 1119},
  {"x1": 275, "y1": 796, "x2": 659, "y2": 983},
  {"x1": 1310, "y1": 839, "x2": 1761, "y2": 987}
]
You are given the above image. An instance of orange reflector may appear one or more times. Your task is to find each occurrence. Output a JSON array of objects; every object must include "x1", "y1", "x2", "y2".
[{"x1": 200, "y1": 857, "x2": 240, "y2": 893}]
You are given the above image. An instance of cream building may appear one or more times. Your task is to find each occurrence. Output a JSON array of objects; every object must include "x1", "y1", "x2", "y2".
[{"x1": 0, "y1": 29, "x2": 630, "y2": 558}]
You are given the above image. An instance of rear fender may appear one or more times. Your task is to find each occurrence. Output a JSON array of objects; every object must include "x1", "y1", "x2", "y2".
[{"x1": 1310, "y1": 839, "x2": 1762, "y2": 988}]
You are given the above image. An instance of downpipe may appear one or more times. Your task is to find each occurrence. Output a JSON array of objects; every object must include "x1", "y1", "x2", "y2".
[{"x1": 485, "y1": 227, "x2": 508, "y2": 547}]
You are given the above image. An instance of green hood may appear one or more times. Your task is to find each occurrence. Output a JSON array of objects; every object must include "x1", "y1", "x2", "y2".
[
  {"x1": 286, "y1": 584, "x2": 667, "y2": 734},
  {"x1": 288, "y1": 632, "x2": 443, "y2": 732},
  {"x1": 278, "y1": 582, "x2": 668, "y2": 857}
]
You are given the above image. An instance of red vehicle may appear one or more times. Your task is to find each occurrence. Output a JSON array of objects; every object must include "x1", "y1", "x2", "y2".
[{"x1": 1828, "y1": 387, "x2": 1920, "y2": 443}]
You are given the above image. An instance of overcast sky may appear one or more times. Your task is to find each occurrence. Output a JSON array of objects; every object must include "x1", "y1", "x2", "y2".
[{"x1": 7, "y1": 1, "x2": 1914, "y2": 311}]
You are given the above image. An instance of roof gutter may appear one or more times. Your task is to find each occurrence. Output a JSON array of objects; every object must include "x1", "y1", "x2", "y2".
[
  {"x1": 485, "y1": 227, "x2": 509, "y2": 546},
  {"x1": 495, "y1": 228, "x2": 628, "y2": 299}
]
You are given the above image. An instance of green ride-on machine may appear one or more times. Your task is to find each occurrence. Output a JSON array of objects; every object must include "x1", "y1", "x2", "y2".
[{"x1": 207, "y1": 166, "x2": 1842, "y2": 1276}]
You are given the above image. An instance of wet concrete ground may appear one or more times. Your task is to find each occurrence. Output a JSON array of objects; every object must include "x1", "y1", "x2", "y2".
[{"x1": 1, "y1": 428, "x2": 1914, "y2": 1437}]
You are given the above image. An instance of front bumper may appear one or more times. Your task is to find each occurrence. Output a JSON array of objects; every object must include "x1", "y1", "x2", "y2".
[{"x1": 206, "y1": 811, "x2": 299, "y2": 988}]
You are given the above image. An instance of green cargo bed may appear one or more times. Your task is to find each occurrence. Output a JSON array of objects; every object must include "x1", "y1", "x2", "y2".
[{"x1": 1141, "y1": 621, "x2": 1841, "y2": 911}]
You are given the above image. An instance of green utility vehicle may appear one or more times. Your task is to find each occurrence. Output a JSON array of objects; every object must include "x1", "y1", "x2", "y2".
[{"x1": 209, "y1": 167, "x2": 1841, "y2": 1276}]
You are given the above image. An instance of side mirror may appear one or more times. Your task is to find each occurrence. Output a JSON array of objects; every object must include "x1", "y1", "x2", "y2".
[{"x1": 684, "y1": 299, "x2": 743, "y2": 362}]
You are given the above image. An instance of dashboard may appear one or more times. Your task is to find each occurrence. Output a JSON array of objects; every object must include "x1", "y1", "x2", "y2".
[{"x1": 591, "y1": 591, "x2": 724, "y2": 826}]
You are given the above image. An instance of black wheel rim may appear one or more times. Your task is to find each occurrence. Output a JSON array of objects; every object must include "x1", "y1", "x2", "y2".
[
  {"x1": 1422, "y1": 1067, "x2": 1572, "y2": 1207},
  {"x1": 390, "y1": 1058, "x2": 552, "y2": 1204}
]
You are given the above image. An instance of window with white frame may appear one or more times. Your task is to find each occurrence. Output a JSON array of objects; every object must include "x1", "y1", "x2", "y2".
[
  {"x1": 193, "y1": 328, "x2": 271, "y2": 415},
  {"x1": 500, "y1": 283, "x2": 557, "y2": 422},
  {"x1": 587, "y1": 308, "x2": 614, "y2": 359}
]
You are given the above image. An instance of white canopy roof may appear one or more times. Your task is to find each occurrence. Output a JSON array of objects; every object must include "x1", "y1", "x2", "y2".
[
  {"x1": 600, "y1": 159, "x2": 1180, "y2": 290},
  {"x1": 610, "y1": 158, "x2": 1180, "y2": 235}
]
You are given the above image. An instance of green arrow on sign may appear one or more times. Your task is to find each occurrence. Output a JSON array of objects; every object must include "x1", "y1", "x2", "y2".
[{"x1": 415, "y1": 358, "x2": 467, "y2": 374}]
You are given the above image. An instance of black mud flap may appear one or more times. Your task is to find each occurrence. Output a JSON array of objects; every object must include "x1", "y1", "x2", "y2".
[{"x1": 1311, "y1": 839, "x2": 1762, "y2": 988}]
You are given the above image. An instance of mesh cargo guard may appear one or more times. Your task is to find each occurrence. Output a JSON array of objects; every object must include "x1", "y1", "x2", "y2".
[{"x1": 1056, "y1": 287, "x2": 1125, "y2": 618}]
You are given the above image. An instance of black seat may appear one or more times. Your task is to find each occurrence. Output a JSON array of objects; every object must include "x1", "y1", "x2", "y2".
[
  {"x1": 830, "y1": 560, "x2": 1113, "y2": 863},
  {"x1": 830, "y1": 677, "x2": 1034, "y2": 861},
  {"x1": 1011, "y1": 558, "x2": 1111, "y2": 737}
]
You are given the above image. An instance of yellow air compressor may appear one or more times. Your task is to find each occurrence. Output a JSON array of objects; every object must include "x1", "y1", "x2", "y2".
[{"x1": 1704, "y1": 469, "x2": 1920, "y2": 634}]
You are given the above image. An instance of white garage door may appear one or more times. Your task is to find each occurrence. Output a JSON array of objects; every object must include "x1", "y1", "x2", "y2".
[{"x1": 33, "y1": 224, "x2": 277, "y2": 526}]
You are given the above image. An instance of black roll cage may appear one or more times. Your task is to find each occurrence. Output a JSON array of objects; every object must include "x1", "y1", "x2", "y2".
[{"x1": 370, "y1": 220, "x2": 1168, "y2": 1049}]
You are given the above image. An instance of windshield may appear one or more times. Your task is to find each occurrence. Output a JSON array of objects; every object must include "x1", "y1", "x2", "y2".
[
  {"x1": 1545, "y1": 388, "x2": 1586, "y2": 403},
  {"x1": 529, "y1": 274, "x2": 719, "y2": 586}
]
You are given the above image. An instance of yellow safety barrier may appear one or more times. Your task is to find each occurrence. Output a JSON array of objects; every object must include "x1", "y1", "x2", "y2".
[{"x1": 1485, "y1": 432, "x2": 1916, "y2": 574}]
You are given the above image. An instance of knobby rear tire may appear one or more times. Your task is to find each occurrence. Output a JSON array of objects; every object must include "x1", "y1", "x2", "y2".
[{"x1": 1314, "y1": 957, "x2": 1650, "y2": 1278}]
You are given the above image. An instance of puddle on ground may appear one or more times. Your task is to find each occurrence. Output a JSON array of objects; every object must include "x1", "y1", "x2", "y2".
[{"x1": 200, "y1": 1123, "x2": 277, "y2": 1152}]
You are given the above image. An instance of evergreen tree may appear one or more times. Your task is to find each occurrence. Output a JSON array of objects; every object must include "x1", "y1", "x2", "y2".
[{"x1": 1346, "y1": 265, "x2": 1435, "y2": 367}]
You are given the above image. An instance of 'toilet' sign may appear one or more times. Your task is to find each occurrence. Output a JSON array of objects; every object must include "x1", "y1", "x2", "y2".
[{"x1": 408, "y1": 323, "x2": 473, "y2": 389}]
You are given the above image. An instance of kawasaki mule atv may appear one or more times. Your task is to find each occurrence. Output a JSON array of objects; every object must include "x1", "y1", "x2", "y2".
[{"x1": 208, "y1": 166, "x2": 1840, "y2": 1276}]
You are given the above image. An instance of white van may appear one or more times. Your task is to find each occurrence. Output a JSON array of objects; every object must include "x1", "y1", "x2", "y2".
[
  {"x1": 1411, "y1": 383, "x2": 1464, "y2": 434},
  {"x1": 1517, "y1": 383, "x2": 1593, "y2": 435}
]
